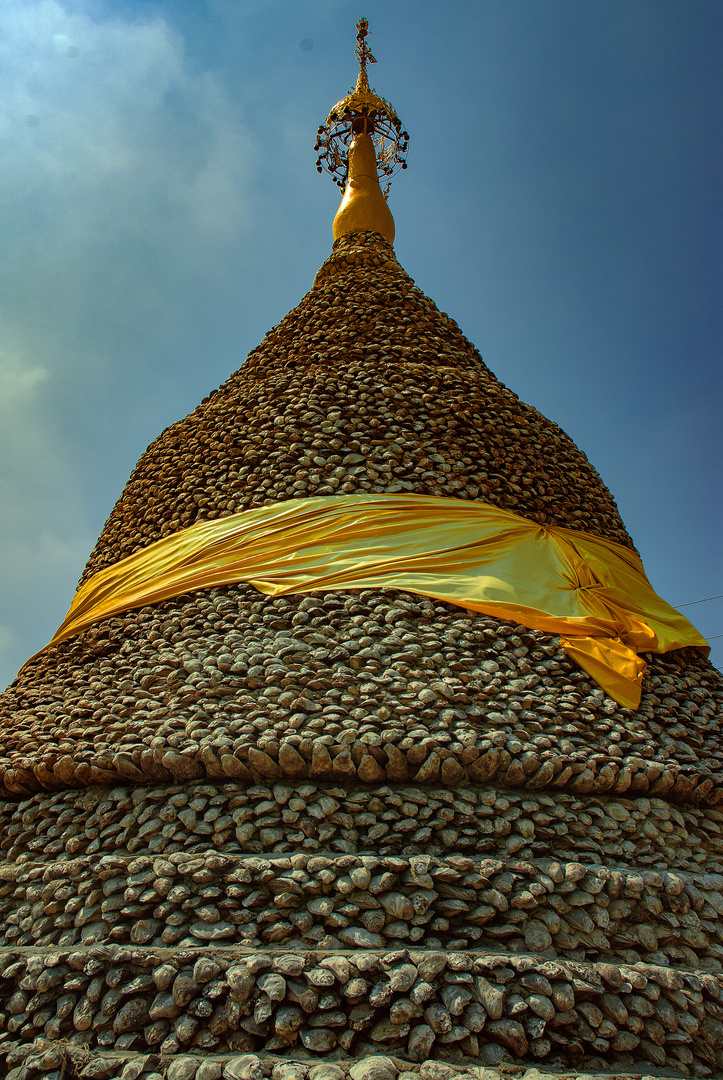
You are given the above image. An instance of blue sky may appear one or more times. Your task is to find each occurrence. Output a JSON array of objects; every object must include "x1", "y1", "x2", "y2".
[{"x1": 0, "y1": 0, "x2": 720, "y2": 689}]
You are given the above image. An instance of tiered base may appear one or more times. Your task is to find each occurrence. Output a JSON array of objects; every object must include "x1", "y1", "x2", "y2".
[
  {"x1": 2, "y1": 1048, "x2": 712, "y2": 1080},
  {"x1": 2, "y1": 780, "x2": 723, "y2": 1078},
  {"x1": 1, "y1": 942, "x2": 723, "y2": 1075}
]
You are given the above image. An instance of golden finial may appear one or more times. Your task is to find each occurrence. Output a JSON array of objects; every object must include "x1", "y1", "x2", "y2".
[
  {"x1": 354, "y1": 17, "x2": 376, "y2": 91},
  {"x1": 332, "y1": 125, "x2": 395, "y2": 244},
  {"x1": 314, "y1": 19, "x2": 409, "y2": 193}
]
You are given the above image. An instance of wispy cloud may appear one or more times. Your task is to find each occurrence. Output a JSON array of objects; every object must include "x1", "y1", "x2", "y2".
[{"x1": 0, "y1": 0, "x2": 258, "y2": 687}]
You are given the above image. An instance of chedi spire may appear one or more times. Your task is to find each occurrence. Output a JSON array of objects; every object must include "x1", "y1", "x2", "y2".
[
  {"x1": 0, "y1": 20, "x2": 721, "y2": 1080},
  {"x1": 315, "y1": 18, "x2": 407, "y2": 243}
]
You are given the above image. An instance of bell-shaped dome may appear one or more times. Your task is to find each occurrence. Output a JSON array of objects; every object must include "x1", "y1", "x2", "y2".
[{"x1": 83, "y1": 227, "x2": 632, "y2": 585}]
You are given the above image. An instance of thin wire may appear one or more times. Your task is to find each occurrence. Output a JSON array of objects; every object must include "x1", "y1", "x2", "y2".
[
  {"x1": 677, "y1": 594, "x2": 723, "y2": 608},
  {"x1": 675, "y1": 595, "x2": 723, "y2": 641}
]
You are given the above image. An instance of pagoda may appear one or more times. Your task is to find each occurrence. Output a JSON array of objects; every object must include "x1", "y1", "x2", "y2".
[{"x1": 1, "y1": 21, "x2": 722, "y2": 1080}]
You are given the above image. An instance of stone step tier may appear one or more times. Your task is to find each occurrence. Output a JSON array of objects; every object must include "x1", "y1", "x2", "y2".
[
  {"x1": 3, "y1": 779, "x2": 723, "y2": 872},
  {"x1": 3, "y1": 778, "x2": 723, "y2": 963},
  {"x1": 2, "y1": 847, "x2": 723, "y2": 972},
  {"x1": 0, "y1": 944, "x2": 721, "y2": 1076},
  {"x1": 0, "y1": 1047, "x2": 709, "y2": 1080}
]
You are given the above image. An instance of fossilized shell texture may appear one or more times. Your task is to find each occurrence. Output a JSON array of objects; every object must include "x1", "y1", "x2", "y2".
[
  {"x1": 84, "y1": 229, "x2": 632, "y2": 582},
  {"x1": 1, "y1": 585, "x2": 722, "y2": 802},
  {"x1": 1, "y1": 230, "x2": 722, "y2": 1080}
]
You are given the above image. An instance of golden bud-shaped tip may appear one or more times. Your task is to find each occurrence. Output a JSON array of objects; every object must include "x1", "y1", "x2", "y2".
[{"x1": 332, "y1": 133, "x2": 395, "y2": 245}]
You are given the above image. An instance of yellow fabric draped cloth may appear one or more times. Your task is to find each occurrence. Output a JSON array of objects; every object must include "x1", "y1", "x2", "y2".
[{"x1": 45, "y1": 494, "x2": 707, "y2": 709}]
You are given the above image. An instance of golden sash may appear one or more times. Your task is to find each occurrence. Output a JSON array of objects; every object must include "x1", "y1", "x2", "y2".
[{"x1": 44, "y1": 494, "x2": 707, "y2": 709}]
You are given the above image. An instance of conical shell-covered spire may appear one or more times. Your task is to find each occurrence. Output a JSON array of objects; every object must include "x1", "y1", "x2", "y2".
[
  {"x1": 0, "y1": 21, "x2": 722, "y2": 1080},
  {"x1": 81, "y1": 228, "x2": 631, "y2": 584}
]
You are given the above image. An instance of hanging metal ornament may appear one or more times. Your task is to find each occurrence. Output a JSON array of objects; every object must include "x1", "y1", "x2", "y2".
[{"x1": 314, "y1": 19, "x2": 409, "y2": 194}]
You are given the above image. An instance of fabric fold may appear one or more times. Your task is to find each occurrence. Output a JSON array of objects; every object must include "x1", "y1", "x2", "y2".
[{"x1": 38, "y1": 494, "x2": 707, "y2": 708}]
